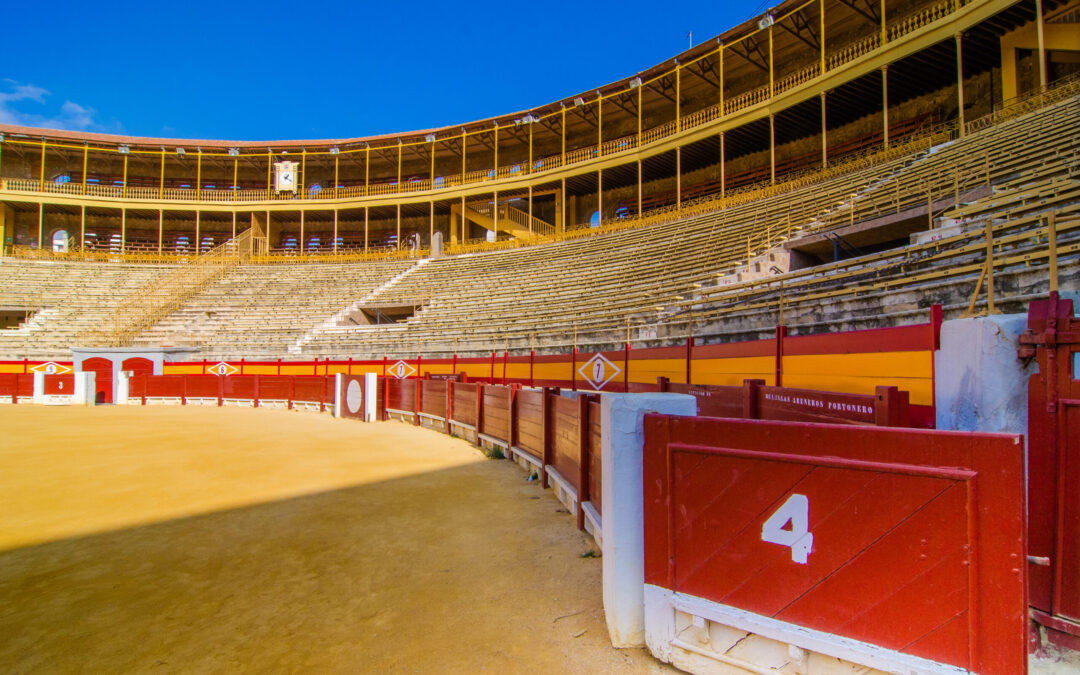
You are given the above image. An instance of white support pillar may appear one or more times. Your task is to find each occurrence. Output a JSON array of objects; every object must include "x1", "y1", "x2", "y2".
[{"x1": 601, "y1": 393, "x2": 697, "y2": 647}]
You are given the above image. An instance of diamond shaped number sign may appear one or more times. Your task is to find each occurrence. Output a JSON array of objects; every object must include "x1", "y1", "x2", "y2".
[
  {"x1": 387, "y1": 360, "x2": 417, "y2": 379},
  {"x1": 207, "y1": 362, "x2": 239, "y2": 376},
  {"x1": 30, "y1": 361, "x2": 72, "y2": 375},
  {"x1": 578, "y1": 354, "x2": 621, "y2": 390}
]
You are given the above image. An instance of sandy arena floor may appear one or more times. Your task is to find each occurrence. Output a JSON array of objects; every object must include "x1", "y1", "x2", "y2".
[{"x1": 0, "y1": 405, "x2": 674, "y2": 674}]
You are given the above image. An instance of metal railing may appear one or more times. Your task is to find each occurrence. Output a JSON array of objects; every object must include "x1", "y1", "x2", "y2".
[{"x1": 0, "y1": 0, "x2": 977, "y2": 208}]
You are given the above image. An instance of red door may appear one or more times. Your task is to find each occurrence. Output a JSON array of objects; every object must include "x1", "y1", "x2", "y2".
[
  {"x1": 121, "y1": 357, "x2": 154, "y2": 376},
  {"x1": 82, "y1": 357, "x2": 113, "y2": 404},
  {"x1": 1023, "y1": 293, "x2": 1080, "y2": 643}
]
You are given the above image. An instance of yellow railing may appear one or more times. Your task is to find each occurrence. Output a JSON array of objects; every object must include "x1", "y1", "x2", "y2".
[{"x1": 101, "y1": 224, "x2": 266, "y2": 346}]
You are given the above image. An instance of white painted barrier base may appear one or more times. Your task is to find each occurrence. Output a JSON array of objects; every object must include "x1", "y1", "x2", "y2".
[
  {"x1": 643, "y1": 585, "x2": 966, "y2": 675},
  {"x1": 600, "y1": 393, "x2": 697, "y2": 648}
]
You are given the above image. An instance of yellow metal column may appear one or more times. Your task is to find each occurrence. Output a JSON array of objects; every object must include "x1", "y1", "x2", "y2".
[
  {"x1": 597, "y1": 95, "x2": 603, "y2": 154},
  {"x1": 768, "y1": 24, "x2": 775, "y2": 99},
  {"x1": 880, "y1": 0, "x2": 887, "y2": 45},
  {"x1": 1035, "y1": 0, "x2": 1047, "y2": 89},
  {"x1": 675, "y1": 64, "x2": 681, "y2": 130},
  {"x1": 597, "y1": 170, "x2": 603, "y2": 226},
  {"x1": 81, "y1": 142, "x2": 88, "y2": 195},
  {"x1": 196, "y1": 149, "x2": 202, "y2": 200},
  {"x1": 820, "y1": 0, "x2": 826, "y2": 75},
  {"x1": 637, "y1": 84, "x2": 642, "y2": 145},
  {"x1": 769, "y1": 114, "x2": 776, "y2": 184},
  {"x1": 956, "y1": 33, "x2": 966, "y2": 137},
  {"x1": 160, "y1": 147, "x2": 166, "y2": 198},
  {"x1": 676, "y1": 147, "x2": 682, "y2": 208},
  {"x1": 637, "y1": 159, "x2": 642, "y2": 216},
  {"x1": 560, "y1": 107, "x2": 566, "y2": 166},
  {"x1": 560, "y1": 178, "x2": 566, "y2": 232},
  {"x1": 821, "y1": 93, "x2": 828, "y2": 167},
  {"x1": 882, "y1": 66, "x2": 890, "y2": 149},
  {"x1": 720, "y1": 131, "x2": 726, "y2": 201}
]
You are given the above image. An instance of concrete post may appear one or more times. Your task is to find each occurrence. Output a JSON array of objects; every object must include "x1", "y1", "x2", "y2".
[
  {"x1": 935, "y1": 314, "x2": 1030, "y2": 434},
  {"x1": 116, "y1": 371, "x2": 131, "y2": 406},
  {"x1": 601, "y1": 392, "x2": 697, "y2": 647},
  {"x1": 364, "y1": 372, "x2": 379, "y2": 422},
  {"x1": 32, "y1": 371, "x2": 45, "y2": 404}
]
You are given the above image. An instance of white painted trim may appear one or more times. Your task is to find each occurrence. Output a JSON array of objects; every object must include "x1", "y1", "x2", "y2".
[
  {"x1": 509, "y1": 446, "x2": 543, "y2": 470},
  {"x1": 477, "y1": 432, "x2": 509, "y2": 449},
  {"x1": 644, "y1": 584, "x2": 967, "y2": 675},
  {"x1": 582, "y1": 501, "x2": 603, "y2": 548}
]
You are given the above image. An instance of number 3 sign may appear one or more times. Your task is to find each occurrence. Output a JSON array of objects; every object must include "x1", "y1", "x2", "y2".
[{"x1": 761, "y1": 493, "x2": 814, "y2": 564}]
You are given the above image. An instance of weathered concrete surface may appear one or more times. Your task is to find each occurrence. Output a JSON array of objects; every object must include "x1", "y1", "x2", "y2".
[{"x1": 935, "y1": 313, "x2": 1033, "y2": 434}]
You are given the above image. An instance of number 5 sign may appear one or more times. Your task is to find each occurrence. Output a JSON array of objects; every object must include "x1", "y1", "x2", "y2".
[{"x1": 761, "y1": 493, "x2": 813, "y2": 564}]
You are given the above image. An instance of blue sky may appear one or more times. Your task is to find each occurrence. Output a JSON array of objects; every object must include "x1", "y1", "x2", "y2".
[{"x1": 3, "y1": 1, "x2": 763, "y2": 141}]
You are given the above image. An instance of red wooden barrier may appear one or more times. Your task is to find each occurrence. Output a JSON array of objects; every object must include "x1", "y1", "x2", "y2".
[
  {"x1": 643, "y1": 416, "x2": 1026, "y2": 673},
  {"x1": 42, "y1": 374, "x2": 75, "y2": 396},
  {"x1": 512, "y1": 388, "x2": 548, "y2": 472},
  {"x1": 480, "y1": 384, "x2": 513, "y2": 444},
  {"x1": 385, "y1": 378, "x2": 417, "y2": 417},
  {"x1": 661, "y1": 377, "x2": 911, "y2": 427},
  {"x1": 449, "y1": 382, "x2": 479, "y2": 428},
  {"x1": 419, "y1": 379, "x2": 448, "y2": 420},
  {"x1": 587, "y1": 399, "x2": 602, "y2": 518},
  {"x1": 0, "y1": 373, "x2": 34, "y2": 402},
  {"x1": 1021, "y1": 292, "x2": 1080, "y2": 642}
]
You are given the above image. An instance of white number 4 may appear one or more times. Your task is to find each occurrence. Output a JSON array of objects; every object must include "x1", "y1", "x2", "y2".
[{"x1": 761, "y1": 494, "x2": 814, "y2": 564}]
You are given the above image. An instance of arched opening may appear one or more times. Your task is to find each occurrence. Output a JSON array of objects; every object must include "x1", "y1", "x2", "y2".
[{"x1": 51, "y1": 230, "x2": 69, "y2": 252}]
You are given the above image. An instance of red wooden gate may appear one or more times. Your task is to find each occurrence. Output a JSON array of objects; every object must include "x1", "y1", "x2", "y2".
[
  {"x1": 643, "y1": 416, "x2": 1026, "y2": 673},
  {"x1": 1021, "y1": 292, "x2": 1080, "y2": 646}
]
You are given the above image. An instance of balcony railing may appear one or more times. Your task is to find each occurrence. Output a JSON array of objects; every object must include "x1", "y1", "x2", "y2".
[{"x1": 0, "y1": 0, "x2": 975, "y2": 208}]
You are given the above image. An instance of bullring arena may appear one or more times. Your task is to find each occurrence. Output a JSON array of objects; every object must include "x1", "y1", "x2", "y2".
[{"x1": 1, "y1": 0, "x2": 1080, "y2": 672}]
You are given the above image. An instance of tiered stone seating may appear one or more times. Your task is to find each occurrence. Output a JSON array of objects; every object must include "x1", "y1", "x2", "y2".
[{"x1": 0, "y1": 260, "x2": 171, "y2": 360}]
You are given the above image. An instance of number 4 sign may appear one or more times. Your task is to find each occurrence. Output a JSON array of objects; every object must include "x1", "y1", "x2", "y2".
[{"x1": 761, "y1": 493, "x2": 814, "y2": 564}]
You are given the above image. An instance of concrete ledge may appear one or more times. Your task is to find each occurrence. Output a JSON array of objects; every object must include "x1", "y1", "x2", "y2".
[
  {"x1": 582, "y1": 501, "x2": 603, "y2": 548},
  {"x1": 544, "y1": 465, "x2": 579, "y2": 514},
  {"x1": 509, "y1": 446, "x2": 543, "y2": 474},
  {"x1": 644, "y1": 585, "x2": 966, "y2": 675}
]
